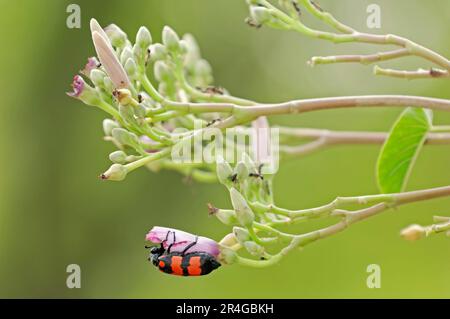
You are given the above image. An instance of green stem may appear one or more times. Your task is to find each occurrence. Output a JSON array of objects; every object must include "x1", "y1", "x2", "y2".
[
  {"x1": 237, "y1": 185, "x2": 450, "y2": 268},
  {"x1": 246, "y1": 226, "x2": 267, "y2": 245},
  {"x1": 125, "y1": 148, "x2": 171, "y2": 172},
  {"x1": 253, "y1": 222, "x2": 293, "y2": 240},
  {"x1": 173, "y1": 57, "x2": 255, "y2": 106},
  {"x1": 160, "y1": 95, "x2": 450, "y2": 125},
  {"x1": 431, "y1": 125, "x2": 450, "y2": 133},
  {"x1": 299, "y1": 0, "x2": 354, "y2": 34},
  {"x1": 259, "y1": 0, "x2": 450, "y2": 70},
  {"x1": 426, "y1": 220, "x2": 450, "y2": 237},
  {"x1": 236, "y1": 253, "x2": 283, "y2": 268},
  {"x1": 98, "y1": 101, "x2": 125, "y2": 126},
  {"x1": 374, "y1": 66, "x2": 449, "y2": 79},
  {"x1": 140, "y1": 74, "x2": 165, "y2": 103}
]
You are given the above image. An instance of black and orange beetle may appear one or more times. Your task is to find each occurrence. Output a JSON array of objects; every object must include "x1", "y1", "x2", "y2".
[{"x1": 146, "y1": 231, "x2": 221, "y2": 276}]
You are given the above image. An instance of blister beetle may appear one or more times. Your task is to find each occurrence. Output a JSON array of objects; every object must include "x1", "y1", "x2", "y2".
[{"x1": 146, "y1": 231, "x2": 221, "y2": 276}]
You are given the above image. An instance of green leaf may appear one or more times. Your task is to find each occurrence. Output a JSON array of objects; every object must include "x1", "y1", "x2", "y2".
[{"x1": 376, "y1": 107, "x2": 432, "y2": 194}]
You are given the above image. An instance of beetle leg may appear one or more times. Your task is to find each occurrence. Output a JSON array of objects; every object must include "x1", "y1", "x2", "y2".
[
  {"x1": 181, "y1": 236, "x2": 199, "y2": 255},
  {"x1": 167, "y1": 231, "x2": 177, "y2": 254}
]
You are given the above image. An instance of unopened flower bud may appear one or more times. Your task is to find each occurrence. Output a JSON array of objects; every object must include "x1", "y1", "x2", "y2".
[
  {"x1": 249, "y1": 6, "x2": 288, "y2": 29},
  {"x1": 112, "y1": 127, "x2": 139, "y2": 147},
  {"x1": 243, "y1": 241, "x2": 264, "y2": 256},
  {"x1": 90, "y1": 19, "x2": 111, "y2": 47},
  {"x1": 109, "y1": 150, "x2": 127, "y2": 164},
  {"x1": 100, "y1": 163, "x2": 128, "y2": 181},
  {"x1": 154, "y1": 61, "x2": 172, "y2": 83},
  {"x1": 218, "y1": 246, "x2": 237, "y2": 265},
  {"x1": 136, "y1": 26, "x2": 152, "y2": 49},
  {"x1": 178, "y1": 39, "x2": 189, "y2": 55},
  {"x1": 124, "y1": 58, "x2": 137, "y2": 78},
  {"x1": 219, "y1": 233, "x2": 238, "y2": 247},
  {"x1": 400, "y1": 224, "x2": 425, "y2": 241},
  {"x1": 90, "y1": 69, "x2": 106, "y2": 88},
  {"x1": 103, "y1": 76, "x2": 114, "y2": 93},
  {"x1": 120, "y1": 47, "x2": 134, "y2": 65},
  {"x1": 148, "y1": 43, "x2": 167, "y2": 62},
  {"x1": 216, "y1": 157, "x2": 233, "y2": 186},
  {"x1": 195, "y1": 59, "x2": 212, "y2": 77},
  {"x1": 194, "y1": 59, "x2": 213, "y2": 85},
  {"x1": 208, "y1": 203, "x2": 237, "y2": 226},
  {"x1": 132, "y1": 43, "x2": 145, "y2": 63},
  {"x1": 230, "y1": 188, "x2": 255, "y2": 227},
  {"x1": 233, "y1": 227, "x2": 251, "y2": 244},
  {"x1": 182, "y1": 34, "x2": 200, "y2": 68},
  {"x1": 162, "y1": 26, "x2": 180, "y2": 52},
  {"x1": 234, "y1": 161, "x2": 249, "y2": 181},
  {"x1": 92, "y1": 31, "x2": 130, "y2": 89},
  {"x1": 103, "y1": 119, "x2": 119, "y2": 136},
  {"x1": 104, "y1": 24, "x2": 128, "y2": 49},
  {"x1": 250, "y1": 6, "x2": 272, "y2": 24},
  {"x1": 253, "y1": 5, "x2": 279, "y2": 23}
]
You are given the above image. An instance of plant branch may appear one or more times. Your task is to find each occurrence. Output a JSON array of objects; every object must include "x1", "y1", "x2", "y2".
[
  {"x1": 373, "y1": 66, "x2": 449, "y2": 79},
  {"x1": 238, "y1": 185, "x2": 450, "y2": 267},
  {"x1": 165, "y1": 95, "x2": 450, "y2": 122},
  {"x1": 239, "y1": 95, "x2": 450, "y2": 120},
  {"x1": 279, "y1": 127, "x2": 450, "y2": 145},
  {"x1": 254, "y1": 0, "x2": 450, "y2": 78},
  {"x1": 308, "y1": 49, "x2": 410, "y2": 66},
  {"x1": 401, "y1": 216, "x2": 450, "y2": 241},
  {"x1": 278, "y1": 127, "x2": 450, "y2": 156}
]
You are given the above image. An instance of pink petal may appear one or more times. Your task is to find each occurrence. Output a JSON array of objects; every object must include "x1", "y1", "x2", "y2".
[
  {"x1": 81, "y1": 57, "x2": 100, "y2": 77},
  {"x1": 67, "y1": 75, "x2": 84, "y2": 97},
  {"x1": 92, "y1": 31, "x2": 130, "y2": 89},
  {"x1": 145, "y1": 226, "x2": 220, "y2": 257},
  {"x1": 90, "y1": 18, "x2": 111, "y2": 48},
  {"x1": 251, "y1": 116, "x2": 270, "y2": 163}
]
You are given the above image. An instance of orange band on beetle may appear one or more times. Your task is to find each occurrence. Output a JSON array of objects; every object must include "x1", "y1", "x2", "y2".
[
  {"x1": 170, "y1": 256, "x2": 184, "y2": 275},
  {"x1": 187, "y1": 256, "x2": 202, "y2": 276}
]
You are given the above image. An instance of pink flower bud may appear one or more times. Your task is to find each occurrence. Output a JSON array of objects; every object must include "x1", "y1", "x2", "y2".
[
  {"x1": 90, "y1": 19, "x2": 131, "y2": 90},
  {"x1": 145, "y1": 226, "x2": 220, "y2": 258},
  {"x1": 81, "y1": 57, "x2": 100, "y2": 77},
  {"x1": 67, "y1": 75, "x2": 100, "y2": 106},
  {"x1": 67, "y1": 75, "x2": 84, "y2": 97},
  {"x1": 90, "y1": 18, "x2": 110, "y2": 44},
  {"x1": 92, "y1": 31, "x2": 130, "y2": 89}
]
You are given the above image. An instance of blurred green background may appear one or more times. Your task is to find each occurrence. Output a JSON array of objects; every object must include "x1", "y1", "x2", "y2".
[{"x1": 0, "y1": 0, "x2": 449, "y2": 298}]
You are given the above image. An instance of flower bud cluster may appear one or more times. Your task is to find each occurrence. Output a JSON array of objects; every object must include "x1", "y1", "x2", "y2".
[
  {"x1": 246, "y1": 2, "x2": 292, "y2": 30},
  {"x1": 68, "y1": 20, "x2": 220, "y2": 182},
  {"x1": 211, "y1": 154, "x2": 278, "y2": 258}
]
